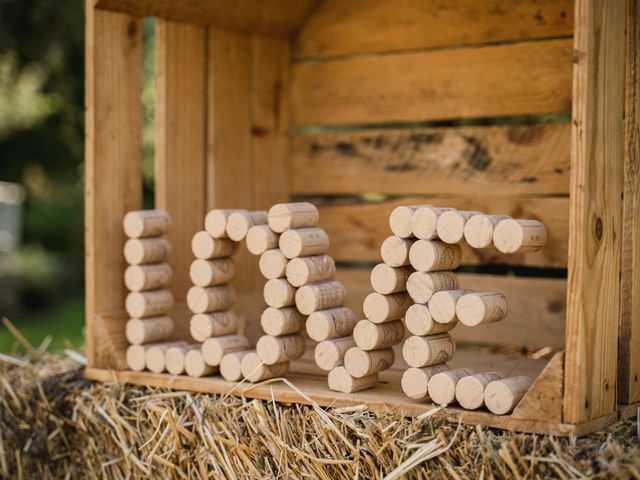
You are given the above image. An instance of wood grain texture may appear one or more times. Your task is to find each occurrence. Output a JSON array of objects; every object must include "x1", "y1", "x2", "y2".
[
  {"x1": 95, "y1": 0, "x2": 320, "y2": 36},
  {"x1": 291, "y1": 39, "x2": 573, "y2": 126},
  {"x1": 564, "y1": 0, "x2": 625, "y2": 423},
  {"x1": 512, "y1": 351, "x2": 564, "y2": 422},
  {"x1": 292, "y1": 124, "x2": 571, "y2": 196},
  {"x1": 295, "y1": 0, "x2": 574, "y2": 59},
  {"x1": 155, "y1": 20, "x2": 206, "y2": 305},
  {"x1": 619, "y1": 0, "x2": 640, "y2": 405},
  {"x1": 318, "y1": 197, "x2": 569, "y2": 268},
  {"x1": 85, "y1": 3, "x2": 141, "y2": 368}
]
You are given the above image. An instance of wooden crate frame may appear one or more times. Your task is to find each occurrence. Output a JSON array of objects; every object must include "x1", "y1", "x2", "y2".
[{"x1": 84, "y1": 0, "x2": 639, "y2": 435}]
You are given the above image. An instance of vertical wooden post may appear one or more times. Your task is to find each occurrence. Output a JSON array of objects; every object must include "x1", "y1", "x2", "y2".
[
  {"x1": 85, "y1": 2, "x2": 142, "y2": 368},
  {"x1": 565, "y1": 0, "x2": 625, "y2": 423},
  {"x1": 155, "y1": 20, "x2": 207, "y2": 305},
  {"x1": 619, "y1": 0, "x2": 640, "y2": 404}
]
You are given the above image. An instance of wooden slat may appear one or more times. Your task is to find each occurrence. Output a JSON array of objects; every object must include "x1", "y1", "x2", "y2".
[
  {"x1": 155, "y1": 20, "x2": 206, "y2": 305},
  {"x1": 336, "y1": 269, "x2": 566, "y2": 350},
  {"x1": 318, "y1": 197, "x2": 569, "y2": 268},
  {"x1": 292, "y1": 124, "x2": 571, "y2": 196},
  {"x1": 95, "y1": 0, "x2": 320, "y2": 36},
  {"x1": 292, "y1": 39, "x2": 573, "y2": 127},
  {"x1": 512, "y1": 352, "x2": 564, "y2": 423},
  {"x1": 619, "y1": 0, "x2": 640, "y2": 405},
  {"x1": 295, "y1": 0, "x2": 574, "y2": 60},
  {"x1": 564, "y1": 0, "x2": 625, "y2": 423},
  {"x1": 85, "y1": 3, "x2": 142, "y2": 368}
]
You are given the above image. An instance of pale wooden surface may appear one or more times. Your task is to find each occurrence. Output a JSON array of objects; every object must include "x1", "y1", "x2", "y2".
[
  {"x1": 292, "y1": 124, "x2": 570, "y2": 196},
  {"x1": 512, "y1": 352, "x2": 564, "y2": 423},
  {"x1": 619, "y1": 0, "x2": 640, "y2": 405},
  {"x1": 564, "y1": 0, "x2": 625, "y2": 423},
  {"x1": 292, "y1": 40, "x2": 572, "y2": 126},
  {"x1": 317, "y1": 197, "x2": 569, "y2": 268},
  {"x1": 295, "y1": 0, "x2": 573, "y2": 59},
  {"x1": 155, "y1": 20, "x2": 206, "y2": 306},
  {"x1": 85, "y1": 3, "x2": 142, "y2": 368},
  {"x1": 94, "y1": 0, "x2": 320, "y2": 36},
  {"x1": 336, "y1": 269, "x2": 566, "y2": 350}
]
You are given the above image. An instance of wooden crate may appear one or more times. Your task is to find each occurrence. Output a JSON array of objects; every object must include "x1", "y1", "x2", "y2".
[{"x1": 84, "y1": 0, "x2": 639, "y2": 435}]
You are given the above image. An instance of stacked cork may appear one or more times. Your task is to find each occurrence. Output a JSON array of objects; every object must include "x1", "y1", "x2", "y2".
[
  {"x1": 392, "y1": 205, "x2": 546, "y2": 415},
  {"x1": 123, "y1": 210, "x2": 178, "y2": 374}
]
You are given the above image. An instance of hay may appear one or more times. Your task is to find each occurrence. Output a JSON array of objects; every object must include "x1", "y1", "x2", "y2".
[{"x1": 1, "y1": 352, "x2": 639, "y2": 479}]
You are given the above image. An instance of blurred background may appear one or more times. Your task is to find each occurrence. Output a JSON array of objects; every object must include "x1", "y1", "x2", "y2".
[{"x1": 0, "y1": 0, "x2": 155, "y2": 352}]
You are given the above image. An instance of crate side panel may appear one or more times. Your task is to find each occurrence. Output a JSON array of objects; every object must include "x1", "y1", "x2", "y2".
[{"x1": 85, "y1": 4, "x2": 142, "y2": 368}]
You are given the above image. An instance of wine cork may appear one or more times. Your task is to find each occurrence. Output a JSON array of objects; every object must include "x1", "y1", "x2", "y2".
[
  {"x1": 279, "y1": 228, "x2": 330, "y2": 259},
  {"x1": 493, "y1": 219, "x2": 548, "y2": 254},
  {"x1": 389, "y1": 205, "x2": 430, "y2": 238},
  {"x1": 402, "y1": 334, "x2": 456, "y2": 368},
  {"x1": 126, "y1": 316, "x2": 174, "y2": 344},
  {"x1": 370, "y1": 264, "x2": 413, "y2": 294},
  {"x1": 455, "y1": 371, "x2": 506, "y2": 410},
  {"x1": 259, "y1": 249, "x2": 288, "y2": 279},
  {"x1": 190, "y1": 311, "x2": 239, "y2": 342},
  {"x1": 427, "y1": 368, "x2": 475, "y2": 405},
  {"x1": 191, "y1": 231, "x2": 236, "y2": 259},
  {"x1": 202, "y1": 334, "x2": 250, "y2": 366},
  {"x1": 405, "y1": 304, "x2": 456, "y2": 336},
  {"x1": 295, "y1": 280, "x2": 345, "y2": 315},
  {"x1": 125, "y1": 289, "x2": 174, "y2": 318},
  {"x1": 263, "y1": 278, "x2": 297, "y2": 308},
  {"x1": 428, "y1": 289, "x2": 470, "y2": 324},
  {"x1": 185, "y1": 349, "x2": 218, "y2": 377},
  {"x1": 409, "y1": 240, "x2": 462, "y2": 272},
  {"x1": 187, "y1": 285, "x2": 236, "y2": 314},
  {"x1": 411, "y1": 206, "x2": 456, "y2": 240},
  {"x1": 400, "y1": 364, "x2": 451, "y2": 400},
  {"x1": 124, "y1": 237, "x2": 171, "y2": 265},
  {"x1": 256, "y1": 334, "x2": 305, "y2": 364},
  {"x1": 353, "y1": 319, "x2": 405, "y2": 351},
  {"x1": 306, "y1": 307, "x2": 357, "y2": 342},
  {"x1": 463, "y1": 214, "x2": 511, "y2": 249},
  {"x1": 189, "y1": 258, "x2": 235, "y2": 287},
  {"x1": 344, "y1": 347, "x2": 394, "y2": 378},
  {"x1": 380, "y1": 236, "x2": 413, "y2": 267},
  {"x1": 226, "y1": 210, "x2": 268, "y2": 241},
  {"x1": 436, "y1": 210, "x2": 482, "y2": 244},
  {"x1": 285, "y1": 255, "x2": 336, "y2": 287},
  {"x1": 246, "y1": 225, "x2": 279, "y2": 255},
  {"x1": 241, "y1": 352, "x2": 289, "y2": 382},
  {"x1": 260, "y1": 307, "x2": 304, "y2": 336},
  {"x1": 268, "y1": 202, "x2": 319, "y2": 233},
  {"x1": 406, "y1": 271, "x2": 459, "y2": 304},
  {"x1": 484, "y1": 376, "x2": 533, "y2": 415},
  {"x1": 328, "y1": 366, "x2": 378, "y2": 393},
  {"x1": 166, "y1": 344, "x2": 201, "y2": 375},
  {"x1": 124, "y1": 263, "x2": 173, "y2": 292},
  {"x1": 315, "y1": 337, "x2": 357, "y2": 371},
  {"x1": 362, "y1": 292, "x2": 411, "y2": 323},
  {"x1": 205, "y1": 209, "x2": 244, "y2": 238},
  {"x1": 126, "y1": 344, "x2": 148, "y2": 371},
  {"x1": 123, "y1": 209, "x2": 170, "y2": 238},
  {"x1": 456, "y1": 292, "x2": 508, "y2": 327},
  {"x1": 146, "y1": 341, "x2": 186, "y2": 374},
  {"x1": 219, "y1": 350, "x2": 254, "y2": 381}
]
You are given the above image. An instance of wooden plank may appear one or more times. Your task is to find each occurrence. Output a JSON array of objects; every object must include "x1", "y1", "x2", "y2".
[
  {"x1": 291, "y1": 39, "x2": 573, "y2": 126},
  {"x1": 564, "y1": 0, "x2": 625, "y2": 423},
  {"x1": 619, "y1": 0, "x2": 640, "y2": 405},
  {"x1": 336, "y1": 269, "x2": 566, "y2": 349},
  {"x1": 155, "y1": 20, "x2": 206, "y2": 305},
  {"x1": 295, "y1": 0, "x2": 574, "y2": 60},
  {"x1": 512, "y1": 352, "x2": 564, "y2": 423},
  {"x1": 292, "y1": 124, "x2": 571, "y2": 196},
  {"x1": 95, "y1": 0, "x2": 320, "y2": 36},
  {"x1": 85, "y1": 3, "x2": 142, "y2": 368},
  {"x1": 318, "y1": 197, "x2": 569, "y2": 268}
]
